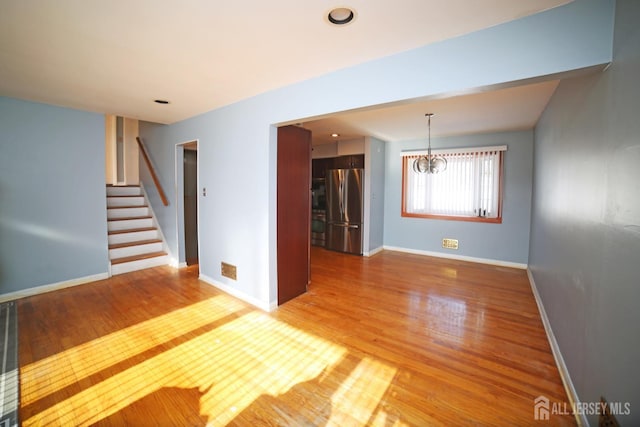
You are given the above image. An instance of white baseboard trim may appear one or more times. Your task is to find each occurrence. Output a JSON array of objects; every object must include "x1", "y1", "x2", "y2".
[
  {"x1": 527, "y1": 269, "x2": 586, "y2": 427},
  {"x1": 364, "y1": 246, "x2": 384, "y2": 257},
  {"x1": 0, "y1": 272, "x2": 110, "y2": 303},
  {"x1": 382, "y1": 245, "x2": 527, "y2": 269},
  {"x1": 199, "y1": 274, "x2": 273, "y2": 312}
]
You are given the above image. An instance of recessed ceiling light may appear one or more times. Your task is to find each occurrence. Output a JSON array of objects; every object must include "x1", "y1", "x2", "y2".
[
  {"x1": 154, "y1": 99, "x2": 170, "y2": 104},
  {"x1": 331, "y1": 133, "x2": 340, "y2": 138},
  {"x1": 327, "y1": 7, "x2": 355, "y2": 26}
]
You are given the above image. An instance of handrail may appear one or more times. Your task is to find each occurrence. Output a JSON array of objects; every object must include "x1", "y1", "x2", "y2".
[{"x1": 136, "y1": 136, "x2": 169, "y2": 206}]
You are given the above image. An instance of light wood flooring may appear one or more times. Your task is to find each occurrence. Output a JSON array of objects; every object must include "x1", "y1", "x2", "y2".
[{"x1": 18, "y1": 247, "x2": 576, "y2": 426}]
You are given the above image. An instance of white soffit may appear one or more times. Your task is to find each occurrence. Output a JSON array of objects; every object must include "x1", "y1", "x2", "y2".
[{"x1": 305, "y1": 80, "x2": 561, "y2": 144}]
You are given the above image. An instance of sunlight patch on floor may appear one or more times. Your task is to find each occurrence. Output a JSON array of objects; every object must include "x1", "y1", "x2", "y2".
[
  {"x1": 22, "y1": 302, "x2": 397, "y2": 425},
  {"x1": 21, "y1": 288, "x2": 404, "y2": 427},
  {"x1": 21, "y1": 294, "x2": 244, "y2": 407},
  {"x1": 328, "y1": 357, "x2": 399, "y2": 425}
]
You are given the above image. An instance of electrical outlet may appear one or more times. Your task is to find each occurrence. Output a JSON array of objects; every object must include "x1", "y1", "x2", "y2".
[
  {"x1": 221, "y1": 262, "x2": 237, "y2": 280},
  {"x1": 442, "y1": 238, "x2": 459, "y2": 250}
]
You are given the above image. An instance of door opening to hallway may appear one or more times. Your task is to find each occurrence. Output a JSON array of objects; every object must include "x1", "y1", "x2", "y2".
[{"x1": 183, "y1": 145, "x2": 199, "y2": 266}]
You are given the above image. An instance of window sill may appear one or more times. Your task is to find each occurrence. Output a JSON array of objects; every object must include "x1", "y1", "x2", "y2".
[{"x1": 401, "y1": 212, "x2": 502, "y2": 224}]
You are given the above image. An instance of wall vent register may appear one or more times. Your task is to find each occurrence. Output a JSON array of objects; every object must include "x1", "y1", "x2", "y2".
[{"x1": 221, "y1": 262, "x2": 237, "y2": 280}]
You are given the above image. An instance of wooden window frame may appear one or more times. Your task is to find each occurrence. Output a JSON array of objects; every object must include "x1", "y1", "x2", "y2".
[{"x1": 401, "y1": 149, "x2": 505, "y2": 224}]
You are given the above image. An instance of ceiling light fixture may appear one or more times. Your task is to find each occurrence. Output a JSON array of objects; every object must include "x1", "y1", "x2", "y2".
[
  {"x1": 327, "y1": 7, "x2": 355, "y2": 25},
  {"x1": 413, "y1": 113, "x2": 447, "y2": 174},
  {"x1": 331, "y1": 133, "x2": 340, "y2": 138},
  {"x1": 154, "y1": 99, "x2": 170, "y2": 104}
]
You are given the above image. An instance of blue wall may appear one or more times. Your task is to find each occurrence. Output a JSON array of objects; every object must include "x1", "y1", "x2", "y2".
[
  {"x1": 530, "y1": 0, "x2": 640, "y2": 424},
  {"x1": 0, "y1": 97, "x2": 108, "y2": 294},
  {"x1": 384, "y1": 130, "x2": 533, "y2": 265},
  {"x1": 139, "y1": 0, "x2": 614, "y2": 309}
]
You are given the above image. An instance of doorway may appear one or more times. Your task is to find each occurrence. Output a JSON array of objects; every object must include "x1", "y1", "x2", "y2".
[
  {"x1": 184, "y1": 146, "x2": 198, "y2": 265},
  {"x1": 105, "y1": 115, "x2": 139, "y2": 185},
  {"x1": 177, "y1": 141, "x2": 199, "y2": 267}
]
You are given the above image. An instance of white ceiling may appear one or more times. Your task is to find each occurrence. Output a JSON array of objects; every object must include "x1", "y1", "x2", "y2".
[{"x1": 0, "y1": 0, "x2": 570, "y2": 128}]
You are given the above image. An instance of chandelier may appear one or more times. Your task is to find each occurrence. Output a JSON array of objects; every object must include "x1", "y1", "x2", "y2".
[{"x1": 413, "y1": 113, "x2": 447, "y2": 174}]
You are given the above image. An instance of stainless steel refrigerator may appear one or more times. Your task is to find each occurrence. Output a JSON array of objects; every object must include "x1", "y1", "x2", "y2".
[{"x1": 326, "y1": 168, "x2": 363, "y2": 255}]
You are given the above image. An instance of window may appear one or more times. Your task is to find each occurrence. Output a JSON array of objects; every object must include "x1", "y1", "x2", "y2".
[{"x1": 401, "y1": 145, "x2": 506, "y2": 223}]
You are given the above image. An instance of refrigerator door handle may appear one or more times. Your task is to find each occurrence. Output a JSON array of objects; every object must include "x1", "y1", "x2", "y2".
[
  {"x1": 342, "y1": 173, "x2": 348, "y2": 222},
  {"x1": 330, "y1": 223, "x2": 358, "y2": 229},
  {"x1": 337, "y1": 178, "x2": 341, "y2": 216}
]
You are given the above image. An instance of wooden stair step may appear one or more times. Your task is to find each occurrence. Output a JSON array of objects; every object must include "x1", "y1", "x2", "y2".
[
  {"x1": 106, "y1": 184, "x2": 140, "y2": 187},
  {"x1": 109, "y1": 239, "x2": 162, "y2": 249},
  {"x1": 110, "y1": 251, "x2": 167, "y2": 265},
  {"x1": 107, "y1": 195, "x2": 143, "y2": 198},
  {"x1": 108, "y1": 216, "x2": 152, "y2": 222},
  {"x1": 108, "y1": 227, "x2": 157, "y2": 235},
  {"x1": 107, "y1": 205, "x2": 148, "y2": 209}
]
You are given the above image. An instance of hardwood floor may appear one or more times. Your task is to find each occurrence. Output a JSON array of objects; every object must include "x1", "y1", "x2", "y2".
[{"x1": 18, "y1": 248, "x2": 576, "y2": 426}]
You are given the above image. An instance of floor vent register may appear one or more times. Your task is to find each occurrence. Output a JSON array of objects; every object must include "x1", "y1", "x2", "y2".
[{"x1": 0, "y1": 302, "x2": 18, "y2": 427}]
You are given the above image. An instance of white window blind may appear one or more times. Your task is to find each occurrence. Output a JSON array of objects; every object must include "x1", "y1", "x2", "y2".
[{"x1": 402, "y1": 146, "x2": 506, "y2": 220}]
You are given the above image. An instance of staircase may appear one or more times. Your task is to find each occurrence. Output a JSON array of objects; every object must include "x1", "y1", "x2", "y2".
[{"x1": 106, "y1": 185, "x2": 169, "y2": 275}]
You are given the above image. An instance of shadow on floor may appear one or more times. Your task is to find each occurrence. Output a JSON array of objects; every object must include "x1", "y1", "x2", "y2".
[{"x1": 92, "y1": 385, "x2": 211, "y2": 426}]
